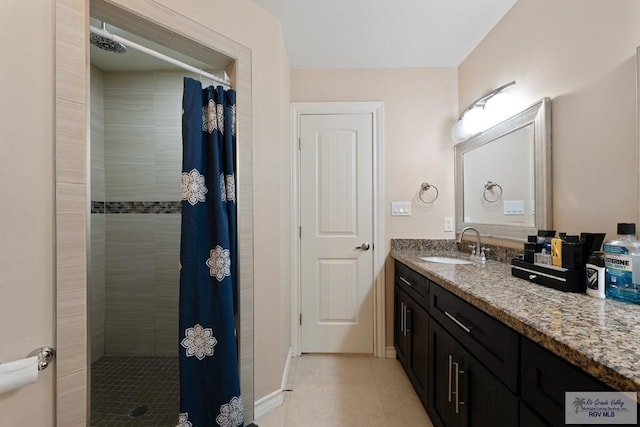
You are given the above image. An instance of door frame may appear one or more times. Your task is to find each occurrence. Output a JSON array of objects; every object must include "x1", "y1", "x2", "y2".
[{"x1": 290, "y1": 102, "x2": 385, "y2": 358}]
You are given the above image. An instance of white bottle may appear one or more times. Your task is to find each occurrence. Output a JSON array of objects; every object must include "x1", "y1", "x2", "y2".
[{"x1": 585, "y1": 254, "x2": 605, "y2": 299}]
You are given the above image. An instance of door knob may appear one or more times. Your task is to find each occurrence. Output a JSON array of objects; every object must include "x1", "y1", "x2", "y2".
[{"x1": 355, "y1": 242, "x2": 371, "y2": 251}]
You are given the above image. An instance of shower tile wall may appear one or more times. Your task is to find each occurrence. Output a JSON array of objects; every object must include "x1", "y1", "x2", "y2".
[
  {"x1": 91, "y1": 65, "x2": 106, "y2": 362},
  {"x1": 91, "y1": 69, "x2": 185, "y2": 358}
]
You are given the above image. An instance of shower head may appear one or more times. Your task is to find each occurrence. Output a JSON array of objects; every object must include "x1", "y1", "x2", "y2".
[
  {"x1": 90, "y1": 22, "x2": 127, "y2": 53},
  {"x1": 90, "y1": 33, "x2": 127, "y2": 53}
]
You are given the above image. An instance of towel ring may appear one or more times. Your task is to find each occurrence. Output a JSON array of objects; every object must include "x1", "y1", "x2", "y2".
[
  {"x1": 483, "y1": 180, "x2": 503, "y2": 203},
  {"x1": 419, "y1": 182, "x2": 439, "y2": 204}
]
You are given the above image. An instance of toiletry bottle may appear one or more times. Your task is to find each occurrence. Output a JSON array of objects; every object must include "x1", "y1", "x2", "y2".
[
  {"x1": 562, "y1": 235, "x2": 585, "y2": 270},
  {"x1": 586, "y1": 253, "x2": 605, "y2": 299},
  {"x1": 603, "y1": 223, "x2": 640, "y2": 304},
  {"x1": 524, "y1": 235, "x2": 537, "y2": 263},
  {"x1": 536, "y1": 230, "x2": 555, "y2": 253},
  {"x1": 551, "y1": 237, "x2": 563, "y2": 267}
]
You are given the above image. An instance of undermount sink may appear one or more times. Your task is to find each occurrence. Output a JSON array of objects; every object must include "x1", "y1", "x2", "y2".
[{"x1": 420, "y1": 256, "x2": 474, "y2": 265}]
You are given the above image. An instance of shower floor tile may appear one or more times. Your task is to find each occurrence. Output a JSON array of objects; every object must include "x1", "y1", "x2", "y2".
[{"x1": 91, "y1": 356, "x2": 179, "y2": 427}]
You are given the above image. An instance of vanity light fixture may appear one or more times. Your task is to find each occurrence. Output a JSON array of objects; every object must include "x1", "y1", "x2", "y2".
[{"x1": 451, "y1": 81, "x2": 516, "y2": 143}]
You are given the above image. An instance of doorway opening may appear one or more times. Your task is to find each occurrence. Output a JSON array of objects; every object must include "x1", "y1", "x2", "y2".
[
  {"x1": 51, "y1": 1, "x2": 256, "y2": 424},
  {"x1": 88, "y1": 17, "x2": 233, "y2": 426}
]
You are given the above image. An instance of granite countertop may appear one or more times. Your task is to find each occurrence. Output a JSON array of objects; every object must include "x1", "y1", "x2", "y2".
[{"x1": 390, "y1": 240, "x2": 640, "y2": 402}]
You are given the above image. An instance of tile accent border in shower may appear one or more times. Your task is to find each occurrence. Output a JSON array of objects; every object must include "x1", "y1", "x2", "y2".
[{"x1": 91, "y1": 201, "x2": 182, "y2": 214}]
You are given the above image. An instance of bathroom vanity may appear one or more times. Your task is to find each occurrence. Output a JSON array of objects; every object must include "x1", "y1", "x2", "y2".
[{"x1": 392, "y1": 244, "x2": 640, "y2": 427}]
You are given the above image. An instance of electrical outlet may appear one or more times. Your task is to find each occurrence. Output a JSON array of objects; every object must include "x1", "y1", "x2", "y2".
[{"x1": 444, "y1": 217, "x2": 454, "y2": 232}]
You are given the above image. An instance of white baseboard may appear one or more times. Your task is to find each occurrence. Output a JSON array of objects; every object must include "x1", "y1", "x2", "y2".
[
  {"x1": 254, "y1": 347, "x2": 292, "y2": 421},
  {"x1": 254, "y1": 388, "x2": 285, "y2": 421},
  {"x1": 281, "y1": 346, "x2": 293, "y2": 390},
  {"x1": 385, "y1": 346, "x2": 397, "y2": 359}
]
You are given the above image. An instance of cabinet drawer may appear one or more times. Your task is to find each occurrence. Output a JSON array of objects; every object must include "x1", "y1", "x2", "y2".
[
  {"x1": 521, "y1": 338, "x2": 616, "y2": 426},
  {"x1": 430, "y1": 283, "x2": 519, "y2": 393},
  {"x1": 395, "y1": 261, "x2": 429, "y2": 310}
]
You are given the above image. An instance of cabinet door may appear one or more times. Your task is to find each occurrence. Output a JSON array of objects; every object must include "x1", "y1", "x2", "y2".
[
  {"x1": 520, "y1": 402, "x2": 551, "y2": 427},
  {"x1": 394, "y1": 287, "x2": 410, "y2": 366},
  {"x1": 429, "y1": 320, "x2": 518, "y2": 427},
  {"x1": 408, "y1": 296, "x2": 429, "y2": 407},
  {"x1": 428, "y1": 319, "x2": 461, "y2": 427},
  {"x1": 521, "y1": 338, "x2": 639, "y2": 427},
  {"x1": 463, "y1": 340, "x2": 518, "y2": 427}
]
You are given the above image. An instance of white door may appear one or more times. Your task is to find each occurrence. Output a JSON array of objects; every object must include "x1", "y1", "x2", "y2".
[{"x1": 300, "y1": 113, "x2": 374, "y2": 353}]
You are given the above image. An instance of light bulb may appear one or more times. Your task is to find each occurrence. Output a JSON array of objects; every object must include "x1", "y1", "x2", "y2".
[
  {"x1": 451, "y1": 119, "x2": 470, "y2": 144},
  {"x1": 462, "y1": 107, "x2": 486, "y2": 136}
]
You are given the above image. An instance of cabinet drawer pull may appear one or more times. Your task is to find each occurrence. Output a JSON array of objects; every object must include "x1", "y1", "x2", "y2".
[
  {"x1": 453, "y1": 362, "x2": 466, "y2": 414},
  {"x1": 447, "y1": 354, "x2": 453, "y2": 403},
  {"x1": 444, "y1": 311, "x2": 472, "y2": 334},
  {"x1": 399, "y1": 276, "x2": 412, "y2": 287}
]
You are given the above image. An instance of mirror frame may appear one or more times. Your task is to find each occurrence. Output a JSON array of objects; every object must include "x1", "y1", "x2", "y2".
[{"x1": 455, "y1": 97, "x2": 552, "y2": 241}]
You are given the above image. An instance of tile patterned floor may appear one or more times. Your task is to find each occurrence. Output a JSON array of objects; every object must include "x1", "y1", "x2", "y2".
[
  {"x1": 255, "y1": 354, "x2": 435, "y2": 427},
  {"x1": 90, "y1": 356, "x2": 179, "y2": 427},
  {"x1": 90, "y1": 354, "x2": 434, "y2": 427}
]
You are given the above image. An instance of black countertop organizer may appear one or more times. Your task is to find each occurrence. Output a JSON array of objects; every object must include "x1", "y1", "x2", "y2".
[{"x1": 511, "y1": 259, "x2": 586, "y2": 293}]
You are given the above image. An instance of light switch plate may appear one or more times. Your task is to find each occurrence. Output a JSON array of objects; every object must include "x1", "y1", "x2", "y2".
[
  {"x1": 504, "y1": 200, "x2": 525, "y2": 215},
  {"x1": 444, "y1": 217, "x2": 454, "y2": 232},
  {"x1": 391, "y1": 202, "x2": 411, "y2": 216}
]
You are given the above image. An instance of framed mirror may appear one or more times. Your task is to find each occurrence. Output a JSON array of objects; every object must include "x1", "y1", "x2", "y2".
[{"x1": 455, "y1": 97, "x2": 552, "y2": 241}]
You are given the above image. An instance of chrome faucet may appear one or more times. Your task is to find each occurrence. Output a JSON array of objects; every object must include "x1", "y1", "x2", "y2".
[{"x1": 457, "y1": 226, "x2": 482, "y2": 260}]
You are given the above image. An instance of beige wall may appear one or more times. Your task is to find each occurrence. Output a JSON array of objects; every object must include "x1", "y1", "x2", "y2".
[
  {"x1": 0, "y1": 1, "x2": 56, "y2": 426},
  {"x1": 460, "y1": 0, "x2": 640, "y2": 240},
  {"x1": 291, "y1": 68, "x2": 458, "y2": 348}
]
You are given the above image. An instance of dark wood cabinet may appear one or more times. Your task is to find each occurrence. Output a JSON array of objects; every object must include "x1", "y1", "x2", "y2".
[
  {"x1": 521, "y1": 338, "x2": 639, "y2": 427},
  {"x1": 520, "y1": 402, "x2": 552, "y2": 427},
  {"x1": 394, "y1": 262, "x2": 429, "y2": 408},
  {"x1": 394, "y1": 260, "x2": 639, "y2": 427},
  {"x1": 428, "y1": 318, "x2": 518, "y2": 427}
]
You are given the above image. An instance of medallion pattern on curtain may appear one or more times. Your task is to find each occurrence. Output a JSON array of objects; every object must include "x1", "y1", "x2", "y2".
[{"x1": 179, "y1": 77, "x2": 242, "y2": 427}]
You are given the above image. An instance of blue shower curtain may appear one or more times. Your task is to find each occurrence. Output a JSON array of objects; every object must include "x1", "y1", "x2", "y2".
[{"x1": 178, "y1": 77, "x2": 243, "y2": 427}]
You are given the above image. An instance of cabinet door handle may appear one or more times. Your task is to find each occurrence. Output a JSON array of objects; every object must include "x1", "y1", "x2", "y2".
[
  {"x1": 453, "y1": 362, "x2": 466, "y2": 415},
  {"x1": 444, "y1": 311, "x2": 472, "y2": 334},
  {"x1": 405, "y1": 309, "x2": 411, "y2": 333},
  {"x1": 400, "y1": 302, "x2": 404, "y2": 336},
  {"x1": 399, "y1": 276, "x2": 412, "y2": 287},
  {"x1": 447, "y1": 355, "x2": 453, "y2": 403}
]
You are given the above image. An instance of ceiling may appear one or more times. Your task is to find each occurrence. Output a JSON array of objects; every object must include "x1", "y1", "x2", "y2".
[{"x1": 248, "y1": 0, "x2": 518, "y2": 68}]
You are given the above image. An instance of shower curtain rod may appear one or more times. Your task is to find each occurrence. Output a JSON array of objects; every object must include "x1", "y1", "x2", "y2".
[{"x1": 89, "y1": 25, "x2": 231, "y2": 88}]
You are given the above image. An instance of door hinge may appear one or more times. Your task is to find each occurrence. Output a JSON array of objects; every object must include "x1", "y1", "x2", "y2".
[{"x1": 299, "y1": 313, "x2": 302, "y2": 325}]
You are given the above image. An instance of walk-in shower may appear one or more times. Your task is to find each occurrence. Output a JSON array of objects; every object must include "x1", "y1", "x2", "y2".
[{"x1": 88, "y1": 20, "x2": 230, "y2": 426}]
